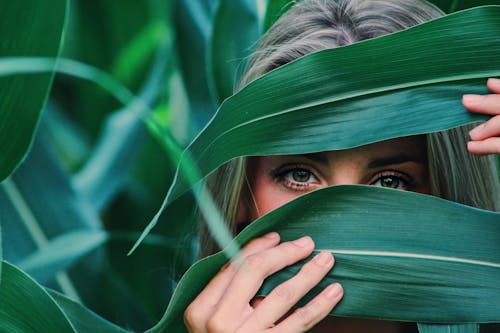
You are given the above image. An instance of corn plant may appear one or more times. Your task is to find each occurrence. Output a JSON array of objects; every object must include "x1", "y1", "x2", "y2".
[{"x1": 0, "y1": 1, "x2": 498, "y2": 333}]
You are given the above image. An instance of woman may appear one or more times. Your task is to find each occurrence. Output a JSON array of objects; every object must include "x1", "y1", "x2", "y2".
[{"x1": 184, "y1": 0, "x2": 500, "y2": 332}]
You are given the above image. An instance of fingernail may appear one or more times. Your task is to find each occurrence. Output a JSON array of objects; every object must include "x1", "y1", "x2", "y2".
[
  {"x1": 469, "y1": 123, "x2": 485, "y2": 139},
  {"x1": 264, "y1": 232, "x2": 279, "y2": 239},
  {"x1": 463, "y1": 94, "x2": 483, "y2": 106},
  {"x1": 292, "y1": 236, "x2": 312, "y2": 247},
  {"x1": 325, "y1": 283, "x2": 343, "y2": 299},
  {"x1": 314, "y1": 251, "x2": 333, "y2": 266},
  {"x1": 467, "y1": 141, "x2": 480, "y2": 152},
  {"x1": 488, "y1": 78, "x2": 500, "y2": 87}
]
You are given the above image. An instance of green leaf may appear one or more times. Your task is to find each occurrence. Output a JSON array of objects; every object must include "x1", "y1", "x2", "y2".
[
  {"x1": 418, "y1": 323, "x2": 478, "y2": 333},
  {"x1": 149, "y1": 186, "x2": 500, "y2": 333},
  {"x1": 263, "y1": 0, "x2": 294, "y2": 31},
  {"x1": 1, "y1": 137, "x2": 101, "y2": 301},
  {"x1": 111, "y1": 20, "x2": 170, "y2": 86},
  {"x1": 1, "y1": 135, "x2": 189, "y2": 331},
  {"x1": 134, "y1": 6, "x2": 500, "y2": 249},
  {"x1": 208, "y1": 0, "x2": 261, "y2": 104},
  {"x1": 0, "y1": 0, "x2": 67, "y2": 181},
  {"x1": 47, "y1": 289, "x2": 130, "y2": 333},
  {"x1": 0, "y1": 261, "x2": 75, "y2": 333},
  {"x1": 429, "y1": 0, "x2": 499, "y2": 13},
  {"x1": 181, "y1": 6, "x2": 498, "y2": 193},
  {"x1": 58, "y1": 0, "x2": 154, "y2": 137},
  {"x1": 73, "y1": 47, "x2": 171, "y2": 211},
  {"x1": 173, "y1": 0, "x2": 219, "y2": 128},
  {"x1": 18, "y1": 230, "x2": 108, "y2": 281}
]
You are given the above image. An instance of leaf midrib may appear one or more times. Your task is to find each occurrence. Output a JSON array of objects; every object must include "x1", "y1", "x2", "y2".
[{"x1": 325, "y1": 249, "x2": 500, "y2": 268}]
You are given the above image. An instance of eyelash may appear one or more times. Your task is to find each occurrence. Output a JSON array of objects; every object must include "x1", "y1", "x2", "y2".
[
  {"x1": 273, "y1": 166, "x2": 415, "y2": 191},
  {"x1": 370, "y1": 170, "x2": 414, "y2": 190},
  {"x1": 272, "y1": 164, "x2": 319, "y2": 192}
]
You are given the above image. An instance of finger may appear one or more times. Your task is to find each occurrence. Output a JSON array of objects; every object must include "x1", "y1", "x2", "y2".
[
  {"x1": 271, "y1": 283, "x2": 343, "y2": 333},
  {"x1": 250, "y1": 296, "x2": 265, "y2": 308},
  {"x1": 184, "y1": 232, "x2": 280, "y2": 330},
  {"x1": 243, "y1": 251, "x2": 334, "y2": 330},
  {"x1": 462, "y1": 94, "x2": 500, "y2": 115},
  {"x1": 468, "y1": 115, "x2": 500, "y2": 141},
  {"x1": 468, "y1": 137, "x2": 500, "y2": 155},
  {"x1": 209, "y1": 236, "x2": 315, "y2": 329},
  {"x1": 487, "y1": 78, "x2": 500, "y2": 94},
  {"x1": 195, "y1": 232, "x2": 281, "y2": 303}
]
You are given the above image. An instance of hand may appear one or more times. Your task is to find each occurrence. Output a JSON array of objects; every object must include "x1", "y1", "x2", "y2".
[
  {"x1": 463, "y1": 78, "x2": 500, "y2": 155},
  {"x1": 184, "y1": 232, "x2": 343, "y2": 333}
]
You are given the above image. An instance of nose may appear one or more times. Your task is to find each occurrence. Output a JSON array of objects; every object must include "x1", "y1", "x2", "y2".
[{"x1": 327, "y1": 163, "x2": 363, "y2": 186}]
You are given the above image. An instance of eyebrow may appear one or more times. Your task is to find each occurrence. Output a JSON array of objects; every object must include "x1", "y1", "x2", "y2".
[
  {"x1": 368, "y1": 154, "x2": 426, "y2": 169},
  {"x1": 297, "y1": 152, "x2": 330, "y2": 166}
]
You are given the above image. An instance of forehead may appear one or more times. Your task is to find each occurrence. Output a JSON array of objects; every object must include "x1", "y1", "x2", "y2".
[
  {"x1": 257, "y1": 135, "x2": 427, "y2": 163},
  {"x1": 248, "y1": 135, "x2": 428, "y2": 173},
  {"x1": 335, "y1": 135, "x2": 427, "y2": 157}
]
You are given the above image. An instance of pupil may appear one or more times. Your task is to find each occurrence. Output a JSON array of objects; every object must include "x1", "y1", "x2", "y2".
[
  {"x1": 382, "y1": 177, "x2": 399, "y2": 188},
  {"x1": 292, "y1": 170, "x2": 310, "y2": 182}
]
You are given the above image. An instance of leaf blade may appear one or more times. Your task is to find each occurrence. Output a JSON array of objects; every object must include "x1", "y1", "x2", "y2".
[
  {"x1": 0, "y1": 261, "x2": 76, "y2": 333},
  {"x1": 151, "y1": 186, "x2": 500, "y2": 332},
  {"x1": 0, "y1": 0, "x2": 68, "y2": 181},
  {"x1": 165, "y1": 6, "x2": 500, "y2": 210}
]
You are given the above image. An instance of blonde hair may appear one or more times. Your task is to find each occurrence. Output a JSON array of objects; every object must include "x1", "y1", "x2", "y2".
[{"x1": 199, "y1": 0, "x2": 500, "y2": 257}]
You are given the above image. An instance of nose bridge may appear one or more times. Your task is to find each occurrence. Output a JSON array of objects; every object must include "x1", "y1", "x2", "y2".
[{"x1": 328, "y1": 161, "x2": 363, "y2": 186}]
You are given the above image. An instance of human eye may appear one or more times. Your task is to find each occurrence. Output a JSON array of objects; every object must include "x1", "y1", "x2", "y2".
[
  {"x1": 273, "y1": 164, "x2": 321, "y2": 192},
  {"x1": 370, "y1": 171, "x2": 414, "y2": 190}
]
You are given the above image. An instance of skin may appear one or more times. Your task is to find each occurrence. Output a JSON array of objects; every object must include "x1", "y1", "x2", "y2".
[
  {"x1": 184, "y1": 78, "x2": 500, "y2": 333},
  {"x1": 465, "y1": 78, "x2": 500, "y2": 154}
]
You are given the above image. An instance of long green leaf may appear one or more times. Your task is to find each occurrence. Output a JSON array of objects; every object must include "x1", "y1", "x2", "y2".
[
  {"x1": 0, "y1": 261, "x2": 75, "y2": 333},
  {"x1": 418, "y1": 323, "x2": 478, "y2": 333},
  {"x1": 73, "y1": 45, "x2": 171, "y2": 211},
  {"x1": 1, "y1": 136, "x2": 185, "y2": 331},
  {"x1": 149, "y1": 186, "x2": 500, "y2": 333},
  {"x1": 135, "y1": 6, "x2": 500, "y2": 249},
  {"x1": 182, "y1": 6, "x2": 499, "y2": 195},
  {"x1": 173, "y1": 0, "x2": 219, "y2": 128},
  {"x1": 18, "y1": 230, "x2": 108, "y2": 280},
  {"x1": 47, "y1": 289, "x2": 130, "y2": 333},
  {"x1": 263, "y1": 0, "x2": 294, "y2": 31},
  {"x1": 429, "y1": 0, "x2": 499, "y2": 12},
  {"x1": 208, "y1": 0, "x2": 261, "y2": 104},
  {"x1": 0, "y1": 0, "x2": 67, "y2": 181}
]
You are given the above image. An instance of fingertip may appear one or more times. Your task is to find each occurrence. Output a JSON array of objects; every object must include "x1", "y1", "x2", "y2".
[
  {"x1": 462, "y1": 94, "x2": 483, "y2": 110},
  {"x1": 313, "y1": 250, "x2": 334, "y2": 267},
  {"x1": 467, "y1": 140, "x2": 474, "y2": 150},
  {"x1": 468, "y1": 123, "x2": 485, "y2": 140},
  {"x1": 487, "y1": 78, "x2": 500, "y2": 92},
  {"x1": 467, "y1": 141, "x2": 480, "y2": 154},
  {"x1": 466, "y1": 138, "x2": 500, "y2": 155},
  {"x1": 292, "y1": 235, "x2": 314, "y2": 248},
  {"x1": 324, "y1": 283, "x2": 343, "y2": 301},
  {"x1": 263, "y1": 231, "x2": 280, "y2": 240}
]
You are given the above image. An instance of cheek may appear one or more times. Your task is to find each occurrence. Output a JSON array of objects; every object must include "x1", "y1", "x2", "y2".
[{"x1": 251, "y1": 175, "x2": 297, "y2": 219}]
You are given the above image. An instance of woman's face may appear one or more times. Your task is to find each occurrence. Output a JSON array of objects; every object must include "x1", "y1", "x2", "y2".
[
  {"x1": 241, "y1": 135, "x2": 428, "y2": 333},
  {"x1": 244, "y1": 135, "x2": 430, "y2": 221}
]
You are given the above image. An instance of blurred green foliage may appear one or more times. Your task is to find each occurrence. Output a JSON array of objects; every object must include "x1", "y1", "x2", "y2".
[
  {"x1": 0, "y1": 0, "x2": 263, "y2": 331},
  {"x1": 0, "y1": 0, "x2": 499, "y2": 332}
]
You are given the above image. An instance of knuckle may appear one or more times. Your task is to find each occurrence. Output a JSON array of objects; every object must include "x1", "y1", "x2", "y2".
[
  {"x1": 243, "y1": 253, "x2": 265, "y2": 272},
  {"x1": 206, "y1": 314, "x2": 230, "y2": 333},
  {"x1": 220, "y1": 261, "x2": 238, "y2": 274},
  {"x1": 272, "y1": 283, "x2": 296, "y2": 304},
  {"x1": 294, "y1": 307, "x2": 317, "y2": 330},
  {"x1": 301, "y1": 260, "x2": 320, "y2": 275},
  {"x1": 184, "y1": 303, "x2": 203, "y2": 329},
  {"x1": 283, "y1": 242, "x2": 308, "y2": 256}
]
